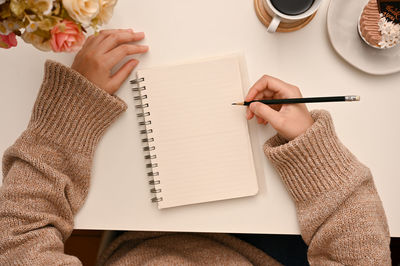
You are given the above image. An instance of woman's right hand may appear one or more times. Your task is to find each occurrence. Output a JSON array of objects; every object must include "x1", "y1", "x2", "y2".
[
  {"x1": 245, "y1": 75, "x2": 314, "y2": 141},
  {"x1": 72, "y1": 29, "x2": 149, "y2": 95}
]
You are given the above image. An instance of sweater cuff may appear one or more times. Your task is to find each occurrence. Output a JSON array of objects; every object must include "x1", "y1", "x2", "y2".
[
  {"x1": 28, "y1": 60, "x2": 127, "y2": 155},
  {"x1": 264, "y1": 110, "x2": 366, "y2": 202}
]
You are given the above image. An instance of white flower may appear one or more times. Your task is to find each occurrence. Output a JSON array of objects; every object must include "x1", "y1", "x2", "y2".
[
  {"x1": 26, "y1": 22, "x2": 38, "y2": 32},
  {"x1": 62, "y1": 0, "x2": 99, "y2": 26},
  {"x1": 378, "y1": 16, "x2": 400, "y2": 48},
  {"x1": 96, "y1": 0, "x2": 117, "y2": 25},
  {"x1": 0, "y1": 19, "x2": 20, "y2": 35}
]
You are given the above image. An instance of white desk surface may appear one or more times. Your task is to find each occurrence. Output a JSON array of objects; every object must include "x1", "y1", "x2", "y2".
[{"x1": 1, "y1": 0, "x2": 400, "y2": 237}]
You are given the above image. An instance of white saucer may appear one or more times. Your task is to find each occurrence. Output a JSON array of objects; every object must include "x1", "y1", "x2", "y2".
[{"x1": 327, "y1": 0, "x2": 400, "y2": 75}]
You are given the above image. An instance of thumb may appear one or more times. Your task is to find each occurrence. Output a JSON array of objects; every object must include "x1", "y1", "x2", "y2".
[
  {"x1": 249, "y1": 102, "x2": 280, "y2": 124},
  {"x1": 109, "y1": 59, "x2": 139, "y2": 94}
]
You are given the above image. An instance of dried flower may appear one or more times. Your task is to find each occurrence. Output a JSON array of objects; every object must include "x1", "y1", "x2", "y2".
[{"x1": 0, "y1": 32, "x2": 17, "y2": 48}]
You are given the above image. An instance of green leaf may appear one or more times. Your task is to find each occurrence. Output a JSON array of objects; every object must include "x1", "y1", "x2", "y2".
[
  {"x1": 10, "y1": 0, "x2": 26, "y2": 18},
  {"x1": 0, "y1": 23, "x2": 7, "y2": 34},
  {"x1": 0, "y1": 41, "x2": 9, "y2": 48},
  {"x1": 0, "y1": 3, "x2": 12, "y2": 19},
  {"x1": 33, "y1": 28, "x2": 51, "y2": 40},
  {"x1": 37, "y1": 18, "x2": 56, "y2": 31}
]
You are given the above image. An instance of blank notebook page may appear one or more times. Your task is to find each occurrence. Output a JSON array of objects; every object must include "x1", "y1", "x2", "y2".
[{"x1": 137, "y1": 55, "x2": 258, "y2": 209}]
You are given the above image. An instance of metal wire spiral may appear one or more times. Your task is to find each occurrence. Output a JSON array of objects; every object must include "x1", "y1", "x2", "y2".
[{"x1": 131, "y1": 77, "x2": 163, "y2": 203}]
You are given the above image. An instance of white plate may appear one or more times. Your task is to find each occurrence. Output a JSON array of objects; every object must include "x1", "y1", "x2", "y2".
[{"x1": 327, "y1": 0, "x2": 400, "y2": 75}]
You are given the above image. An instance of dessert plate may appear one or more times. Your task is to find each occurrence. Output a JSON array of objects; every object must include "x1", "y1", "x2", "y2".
[{"x1": 327, "y1": 0, "x2": 400, "y2": 75}]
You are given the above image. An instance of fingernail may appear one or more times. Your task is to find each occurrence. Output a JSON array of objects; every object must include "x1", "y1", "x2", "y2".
[
  {"x1": 135, "y1": 31, "x2": 145, "y2": 37},
  {"x1": 249, "y1": 103, "x2": 255, "y2": 111}
]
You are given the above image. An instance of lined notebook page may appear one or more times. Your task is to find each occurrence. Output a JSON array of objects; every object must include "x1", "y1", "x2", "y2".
[{"x1": 137, "y1": 55, "x2": 258, "y2": 209}]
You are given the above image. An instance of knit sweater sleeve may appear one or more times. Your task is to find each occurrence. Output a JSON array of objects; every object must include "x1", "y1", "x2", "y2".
[
  {"x1": 264, "y1": 110, "x2": 391, "y2": 265},
  {"x1": 0, "y1": 61, "x2": 127, "y2": 265}
]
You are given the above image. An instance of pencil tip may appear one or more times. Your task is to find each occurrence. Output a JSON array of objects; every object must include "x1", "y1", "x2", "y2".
[{"x1": 232, "y1": 103, "x2": 237, "y2": 105}]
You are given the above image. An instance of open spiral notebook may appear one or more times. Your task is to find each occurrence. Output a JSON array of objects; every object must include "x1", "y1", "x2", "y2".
[{"x1": 131, "y1": 54, "x2": 260, "y2": 209}]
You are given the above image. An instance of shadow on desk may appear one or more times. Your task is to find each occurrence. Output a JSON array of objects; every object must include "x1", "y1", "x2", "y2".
[
  {"x1": 233, "y1": 233, "x2": 309, "y2": 265},
  {"x1": 65, "y1": 230, "x2": 400, "y2": 266}
]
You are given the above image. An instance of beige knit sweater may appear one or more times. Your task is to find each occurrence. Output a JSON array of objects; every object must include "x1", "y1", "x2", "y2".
[{"x1": 0, "y1": 61, "x2": 391, "y2": 265}]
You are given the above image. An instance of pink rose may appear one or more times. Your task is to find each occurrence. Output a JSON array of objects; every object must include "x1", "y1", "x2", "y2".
[
  {"x1": 50, "y1": 20, "x2": 85, "y2": 53},
  {"x1": 0, "y1": 33, "x2": 17, "y2": 49}
]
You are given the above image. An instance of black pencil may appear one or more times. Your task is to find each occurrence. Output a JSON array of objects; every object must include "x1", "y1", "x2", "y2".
[{"x1": 232, "y1": 95, "x2": 360, "y2": 106}]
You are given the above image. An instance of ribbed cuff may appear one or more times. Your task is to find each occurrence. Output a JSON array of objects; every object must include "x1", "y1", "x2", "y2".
[
  {"x1": 264, "y1": 110, "x2": 367, "y2": 203},
  {"x1": 27, "y1": 60, "x2": 127, "y2": 155}
]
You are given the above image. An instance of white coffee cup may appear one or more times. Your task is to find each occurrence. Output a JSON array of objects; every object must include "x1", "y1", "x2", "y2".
[{"x1": 263, "y1": 0, "x2": 322, "y2": 33}]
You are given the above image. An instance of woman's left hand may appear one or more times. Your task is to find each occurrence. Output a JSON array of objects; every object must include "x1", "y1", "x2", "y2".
[{"x1": 71, "y1": 29, "x2": 149, "y2": 95}]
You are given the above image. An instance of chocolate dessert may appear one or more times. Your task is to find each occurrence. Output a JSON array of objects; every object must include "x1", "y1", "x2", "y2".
[{"x1": 359, "y1": 0, "x2": 400, "y2": 48}]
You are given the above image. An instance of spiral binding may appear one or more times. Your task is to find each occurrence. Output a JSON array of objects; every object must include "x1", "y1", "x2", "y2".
[{"x1": 131, "y1": 77, "x2": 163, "y2": 204}]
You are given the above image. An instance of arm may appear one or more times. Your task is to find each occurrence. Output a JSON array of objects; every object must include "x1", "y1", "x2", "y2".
[
  {"x1": 246, "y1": 76, "x2": 391, "y2": 265},
  {"x1": 0, "y1": 29, "x2": 148, "y2": 265}
]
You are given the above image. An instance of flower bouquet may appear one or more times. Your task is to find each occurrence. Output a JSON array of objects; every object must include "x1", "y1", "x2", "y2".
[{"x1": 0, "y1": 0, "x2": 117, "y2": 52}]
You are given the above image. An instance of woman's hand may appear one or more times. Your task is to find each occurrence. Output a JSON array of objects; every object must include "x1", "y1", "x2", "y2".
[
  {"x1": 246, "y1": 75, "x2": 314, "y2": 141},
  {"x1": 71, "y1": 29, "x2": 149, "y2": 94}
]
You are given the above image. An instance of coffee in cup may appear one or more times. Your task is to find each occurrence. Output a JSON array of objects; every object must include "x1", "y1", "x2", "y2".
[
  {"x1": 270, "y1": 0, "x2": 314, "y2": 16},
  {"x1": 263, "y1": 0, "x2": 322, "y2": 33}
]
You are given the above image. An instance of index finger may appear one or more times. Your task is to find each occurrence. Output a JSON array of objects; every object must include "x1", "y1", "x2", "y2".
[
  {"x1": 85, "y1": 29, "x2": 134, "y2": 49},
  {"x1": 100, "y1": 31, "x2": 145, "y2": 53},
  {"x1": 245, "y1": 75, "x2": 298, "y2": 102}
]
